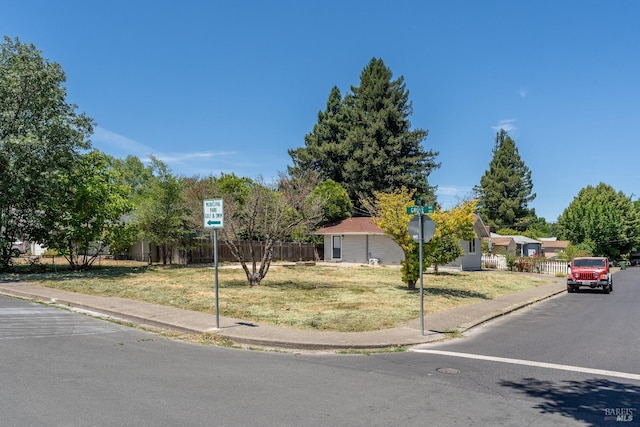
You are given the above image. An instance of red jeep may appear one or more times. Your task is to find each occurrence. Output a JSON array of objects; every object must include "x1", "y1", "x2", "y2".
[{"x1": 567, "y1": 257, "x2": 613, "y2": 294}]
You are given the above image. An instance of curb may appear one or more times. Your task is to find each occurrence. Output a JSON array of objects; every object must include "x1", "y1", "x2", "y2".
[{"x1": 1, "y1": 283, "x2": 568, "y2": 351}]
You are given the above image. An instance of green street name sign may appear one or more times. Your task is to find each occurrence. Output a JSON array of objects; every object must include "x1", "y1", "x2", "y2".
[{"x1": 406, "y1": 205, "x2": 435, "y2": 215}]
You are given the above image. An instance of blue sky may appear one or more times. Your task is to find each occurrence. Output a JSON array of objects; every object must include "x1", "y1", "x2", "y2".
[{"x1": 4, "y1": 1, "x2": 639, "y2": 223}]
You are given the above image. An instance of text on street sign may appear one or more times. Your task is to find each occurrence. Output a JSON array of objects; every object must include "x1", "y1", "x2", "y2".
[{"x1": 204, "y1": 199, "x2": 224, "y2": 228}]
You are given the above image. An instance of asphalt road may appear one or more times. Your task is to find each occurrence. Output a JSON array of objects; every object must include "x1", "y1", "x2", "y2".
[{"x1": 1, "y1": 269, "x2": 639, "y2": 426}]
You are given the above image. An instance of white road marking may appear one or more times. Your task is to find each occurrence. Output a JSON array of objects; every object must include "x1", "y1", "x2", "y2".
[{"x1": 412, "y1": 349, "x2": 640, "y2": 381}]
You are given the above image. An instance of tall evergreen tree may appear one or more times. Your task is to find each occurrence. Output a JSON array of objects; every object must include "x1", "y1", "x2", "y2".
[
  {"x1": 288, "y1": 86, "x2": 348, "y2": 183},
  {"x1": 475, "y1": 129, "x2": 536, "y2": 230},
  {"x1": 289, "y1": 58, "x2": 439, "y2": 213}
]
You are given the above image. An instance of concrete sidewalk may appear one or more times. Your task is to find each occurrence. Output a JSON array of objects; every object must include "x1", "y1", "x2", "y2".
[{"x1": 0, "y1": 277, "x2": 566, "y2": 351}]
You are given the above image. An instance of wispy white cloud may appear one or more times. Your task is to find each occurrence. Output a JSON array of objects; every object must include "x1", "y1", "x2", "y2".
[
  {"x1": 492, "y1": 119, "x2": 517, "y2": 133},
  {"x1": 436, "y1": 185, "x2": 473, "y2": 197},
  {"x1": 519, "y1": 88, "x2": 528, "y2": 98},
  {"x1": 156, "y1": 151, "x2": 237, "y2": 163},
  {"x1": 92, "y1": 127, "x2": 155, "y2": 157},
  {"x1": 92, "y1": 127, "x2": 238, "y2": 174},
  {"x1": 436, "y1": 185, "x2": 477, "y2": 210}
]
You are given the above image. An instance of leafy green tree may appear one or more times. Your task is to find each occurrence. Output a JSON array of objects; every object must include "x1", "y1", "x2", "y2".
[
  {"x1": 43, "y1": 151, "x2": 132, "y2": 269},
  {"x1": 425, "y1": 200, "x2": 478, "y2": 273},
  {"x1": 475, "y1": 129, "x2": 536, "y2": 230},
  {"x1": 218, "y1": 174, "x2": 324, "y2": 286},
  {"x1": 495, "y1": 227, "x2": 520, "y2": 236},
  {"x1": 111, "y1": 155, "x2": 154, "y2": 203},
  {"x1": 425, "y1": 235, "x2": 462, "y2": 273},
  {"x1": 557, "y1": 183, "x2": 640, "y2": 259},
  {"x1": 134, "y1": 158, "x2": 191, "y2": 264},
  {"x1": 107, "y1": 222, "x2": 138, "y2": 259},
  {"x1": 0, "y1": 37, "x2": 93, "y2": 269},
  {"x1": 523, "y1": 217, "x2": 555, "y2": 238},
  {"x1": 366, "y1": 189, "x2": 478, "y2": 286},
  {"x1": 365, "y1": 187, "x2": 418, "y2": 288},
  {"x1": 289, "y1": 58, "x2": 440, "y2": 212},
  {"x1": 310, "y1": 179, "x2": 352, "y2": 224},
  {"x1": 556, "y1": 243, "x2": 592, "y2": 262}
]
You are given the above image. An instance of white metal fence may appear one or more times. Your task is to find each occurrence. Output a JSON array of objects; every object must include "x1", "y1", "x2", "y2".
[{"x1": 482, "y1": 254, "x2": 568, "y2": 276}]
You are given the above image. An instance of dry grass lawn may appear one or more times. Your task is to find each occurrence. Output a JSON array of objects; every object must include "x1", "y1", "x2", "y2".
[{"x1": 5, "y1": 260, "x2": 556, "y2": 332}]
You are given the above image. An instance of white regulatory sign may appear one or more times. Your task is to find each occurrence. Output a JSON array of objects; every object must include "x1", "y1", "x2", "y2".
[{"x1": 203, "y1": 199, "x2": 224, "y2": 229}]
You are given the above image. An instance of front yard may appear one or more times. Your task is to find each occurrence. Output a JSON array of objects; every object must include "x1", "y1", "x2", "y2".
[{"x1": 3, "y1": 262, "x2": 554, "y2": 332}]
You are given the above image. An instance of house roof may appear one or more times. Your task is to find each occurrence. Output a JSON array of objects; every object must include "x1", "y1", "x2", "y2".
[
  {"x1": 489, "y1": 236, "x2": 516, "y2": 246},
  {"x1": 541, "y1": 240, "x2": 570, "y2": 250},
  {"x1": 490, "y1": 233, "x2": 541, "y2": 245},
  {"x1": 316, "y1": 217, "x2": 385, "y2": 235},
  {"x1": 510, "y1": 235, "x2": 541, "y2": 245},
  {"x1": 473, "y1": 215, "x2": 491, "y2": 238},
  {"x1": 317, "y1": 214, "x2": 492, "y2": 238}
]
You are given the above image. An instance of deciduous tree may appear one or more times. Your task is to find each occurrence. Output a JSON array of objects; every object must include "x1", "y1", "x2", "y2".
[
  {"x1": 365, "y1": 187, "x2": 421, "y2": 288},
  {"x1": 134, "y1": 158, "x2": 191, "y2": 264},
  {"x1": 557, "y1": 183, "x2": 640, "y2": 259},
  {"x1": 367, "y1": 190, "x2": 479, "y2": 285},
  {"x1": 0, "y1": 37, "x2": 93, "y2": 269},
  {"x1": 310, "y1": 179, "x2": 352, "y2": 224},
  {"x1": 425, "y1": 200, "x2": 478, "y2": 273},
  {"x1": 217, "y1": 173, "x2": 325, "y2": 286},
  {"x1": 43, "y1": 151, "x2": 132, "y2": 269}
]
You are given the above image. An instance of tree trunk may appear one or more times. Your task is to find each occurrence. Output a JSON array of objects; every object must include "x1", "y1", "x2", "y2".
[{"x1": 247, "y1": 271, "x2": 263, "y2": 287}]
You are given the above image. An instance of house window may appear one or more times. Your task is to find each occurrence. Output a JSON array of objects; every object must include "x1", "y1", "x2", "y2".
[
  {"x1": 468, "y1": 239, "x2": 476, "y2": 254},
  {"x1": 332, "y1": 236, "x2": 342, "y2": 260}
]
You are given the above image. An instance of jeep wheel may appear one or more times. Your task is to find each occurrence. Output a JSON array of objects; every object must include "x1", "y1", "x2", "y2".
[
  {"x1": 567, "y1": 284, "x2": 574, "y2": 293},
  {"x1": 603, "y1": 284, "x2": 610, "y2": 294},
  {"x1": 10, "y1": 249, "x2": 20, "y2": 258}
]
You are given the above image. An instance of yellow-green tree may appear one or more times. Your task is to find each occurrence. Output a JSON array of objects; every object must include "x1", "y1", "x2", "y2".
[
  {"x1": 365, "y1": 187, "x2": 419, "y2": 288},
  {"x1": 426, "y1": 200, "x2": 479, "y2": 273},
  {"x1": 367, "y1": 190, "x2": 479, "y2": 286}
]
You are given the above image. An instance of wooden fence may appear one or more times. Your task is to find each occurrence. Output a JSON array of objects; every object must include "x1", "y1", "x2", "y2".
[
  {"x1": 482, "y1": 254, "x2": 568, "y2": 276},
  {"x1": 188, "y1": 241, "x2": 320, "y2": 264}
]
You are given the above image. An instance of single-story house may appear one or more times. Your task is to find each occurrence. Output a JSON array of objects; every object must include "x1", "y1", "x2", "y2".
[
  {"x1": 486, "y1": 236, "x2": 517, "y2": 255},
  {"x1": 441, "y1": 214, "x2": 490, "y2": 271},
  {"x1": 316, "y1": 215, "x2": 490, "y2": 271},
  {"x1": 539, "y1": 238, "x2": 570, "y2": 259},
  {"x1": 316, "y1": 217, "x2": 404, "y2": 265},
  {"x1": 487, "y1": 233, "x2": 542, "y2": 257}
]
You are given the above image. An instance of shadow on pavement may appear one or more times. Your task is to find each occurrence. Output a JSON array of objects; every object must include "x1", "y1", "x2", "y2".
[{"x1": 499, "y1": 377, "x2": 639, "y2": 426}]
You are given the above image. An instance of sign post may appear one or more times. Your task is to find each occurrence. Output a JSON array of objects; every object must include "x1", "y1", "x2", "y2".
[
  {"x1": 407, "y1": 206, "x2": 435, "y2": 336},
  {"x1": 204, "y1": 199, "x2": 224, "y2": 329}
]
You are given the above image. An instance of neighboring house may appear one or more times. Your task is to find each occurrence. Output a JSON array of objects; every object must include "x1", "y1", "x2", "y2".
[
  {"x1": 442, "y1": 214, "x2": 490, "y2": 271},
  {"x1": 316, "y1": 215, "x2": 490, "y2": 271},
  {"x1": 486, "y1": 236, "x2": 517, "y2": 255},
  {"x1": 511, "y1": 235, "x2": 543, "y2": 256},
  {"x1": 316, "y1": 217, "x2": 404, "y2": 265},
  {"x1": 126, "y1": 240, "x2": 156, "y2": 263},
  {"x1": 539, "y1": 238, "x2": 570, "y2": 259},
  {"x1": 488, "y1": 233, "x2": 542, "y2": 257}
]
